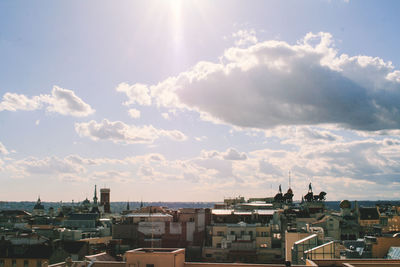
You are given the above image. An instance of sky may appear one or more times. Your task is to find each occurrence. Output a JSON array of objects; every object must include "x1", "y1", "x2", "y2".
[{"x1": 1, "y1": 0, "x2": 400, "y2": 202}]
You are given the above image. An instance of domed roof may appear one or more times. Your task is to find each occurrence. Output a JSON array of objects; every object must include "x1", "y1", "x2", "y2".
[
  {"x1": 287, "y1": 188, "x2": 293, "y2": 194},
  {"x1": 34, "y1": 197, "x2": 44, "y2": 210},
  {"x1": 340, "y1": 199, "x2": 351, "y2": 209},
  {"x1": 82, "y1": 198, "x2": 90, "y2": 205}
]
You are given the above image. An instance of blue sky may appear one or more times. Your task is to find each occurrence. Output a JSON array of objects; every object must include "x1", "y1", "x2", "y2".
[{"x1": 1, "y1": 0, "x2": 400, "y2": 202}]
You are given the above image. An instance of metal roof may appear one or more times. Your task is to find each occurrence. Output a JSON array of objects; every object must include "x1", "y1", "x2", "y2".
[{"x1": 387, "y1": 247, "x2": 400, "y2": 259}]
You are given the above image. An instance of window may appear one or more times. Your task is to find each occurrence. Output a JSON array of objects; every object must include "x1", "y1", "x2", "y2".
[
  {"x1": 240, "y1": 230, "x2": 245, "y2": 236},
  {"x1": 217, "y1": 231, "x2": 224, "y2": 236},
  {"x1": 37, "y1": 260, "x2": 42, "y2": 267},
  {"x1": 249, "y1": 231, "x2": 253, "y2": 237},
  {"x1": 261, "y1": 232, "x2": 267, "y2": 237},
  {"x1": 205, "y1": 254, "x2": 212, "y2": 258},
  {"x1": 216, "y1": 243, "x2": 221, "y2": 248},
  {"x1": 230, "y1": 231, "x2": 235, "y2": 235},
  {"x1": 12, "y1": 260, "x2": 16, "y2": 267},
  {"x1": 24, "y1": 260, "x2": 29, "y2": 267},
  {"x1": 146, "y1": 264, "x2": 154, "y2": 267}
]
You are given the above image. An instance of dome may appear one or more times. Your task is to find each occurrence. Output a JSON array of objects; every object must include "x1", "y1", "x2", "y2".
[
  {"x1": 82, "y1": 198, "x2": 90, "y2": 205},
  {"x1": 33, "y1": 197, "x2": 44, "y2": 210},
  {"x1": 340, "y1": 199, "x2": 351, "y2": 209},
  {"x1": 287, "y1": 188, "x2": 293, "y2": 194}
]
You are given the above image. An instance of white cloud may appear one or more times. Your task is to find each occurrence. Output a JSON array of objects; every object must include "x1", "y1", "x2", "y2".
[
  {"x1": 0, "y1": 142, "x2": 9, "y2": 155},
  {"x1": 0, "y1": 93, "x2": 42, "y2": 111},
  {"x1": 120, "y1": 32, "x2": 400, "y2": 132},
  {"x1": 201, "y1": 148, "x2": 247, "y2": 161},
  {"x1": 90, "y1": 170, "x2": 131, "y2": 183},
  {"x1": 41, "y1": 86, "x2": 95, "y2": 117},
  {"x1": 116, "y1": 82, "x2": 152, "y2": 106},
  {"x1": 15, "y1": 156, "x2": 85, "y2": 175},
  {"x1": 75, "y1": 119, "x2": 187, "y2": 144},
  {"x1": 223, "y1": 148, "x2": 247, "y2": 160},
  {"x1": 139, "y1": 165, "x2": 154, "y2": 176},
  {"x1": 0, "y1": 86, "x2": 94, "y2": 117},
  {"x1": 232, "y1": 29, "x2": 258, "y2": 46},
  {"x1": 195, "y1": 136, "x2": 207, "y2": 142},
  {"x1": 2, "y1": 137, "x2": 400, "y2": 200},
  {"x1": 128, "y1": 108, "x2": 141, "y2": 118}
]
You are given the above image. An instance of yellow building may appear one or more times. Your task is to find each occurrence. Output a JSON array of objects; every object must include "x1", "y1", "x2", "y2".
[
  {"x1": 0, "y1": 258, "x2": 48, "y2": 267},
  {"x1": 125, "y1": 248, "x2": 185, "y2": 267}
]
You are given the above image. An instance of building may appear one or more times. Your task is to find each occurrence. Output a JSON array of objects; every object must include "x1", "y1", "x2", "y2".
[
  {"x1": 203, "y1": 222, "x2": 282, "y2": 263},
  {"x1": 32, "y1": 197, "x2": 45, "y2": 217},
  {"x1": 100, "y1": 188, "x2": 111, "y2": 214},
  {"x1": 0, "y1": 240, "x2": 52, "y2": 267}
]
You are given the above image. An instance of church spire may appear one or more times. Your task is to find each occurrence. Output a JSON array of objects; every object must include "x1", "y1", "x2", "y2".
[{"x1": 93, "y1": 185, "x2": 98, "y2": 205}]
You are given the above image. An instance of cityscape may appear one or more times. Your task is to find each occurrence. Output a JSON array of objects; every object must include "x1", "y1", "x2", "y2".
[{"x1": 1, "y1": 1, "x2": 400, "y2": 267}]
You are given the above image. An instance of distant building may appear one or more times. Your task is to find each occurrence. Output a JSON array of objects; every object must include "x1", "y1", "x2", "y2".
[
  {"x1": 32, "y1": 197, "x2": 45, "y2": 217},
  {"x1": 100, "y1": 188, "x2": 111, "y2": 213}
]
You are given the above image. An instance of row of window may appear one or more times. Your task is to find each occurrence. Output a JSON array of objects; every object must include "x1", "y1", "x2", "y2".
[{"x1": 216, "y1": 231, "x2": 268, "y2": 237}]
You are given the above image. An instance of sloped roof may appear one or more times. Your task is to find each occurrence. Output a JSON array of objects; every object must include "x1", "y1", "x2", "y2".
[
  {"x1": 85, "y1": 252, "x2": 116, "y2": 261},
  {"x1": 61, "y1": 241, "x2": 88, "y2": 254},
  {"x1": 67, "y1": 213, "x2": 98, "y2": 220},
  {"x1": 359, "y1": 207, "x2": 379, "y2": 220},
  {"x1": 387, "y1": 247, "x2": 400, "y2": 259}
]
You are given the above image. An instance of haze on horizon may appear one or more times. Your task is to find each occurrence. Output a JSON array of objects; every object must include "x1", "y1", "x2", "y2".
[{"x1": 1, "y1": 0, "x2": 400, "y2": 202}]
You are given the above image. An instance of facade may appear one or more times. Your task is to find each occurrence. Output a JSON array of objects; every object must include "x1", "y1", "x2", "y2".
[
  {"x1": 0, "y1": 241, "x2": 52, "y2": 267},
  {"x1": 203, "y1": 222, "x2": 282, "y2": 263}
]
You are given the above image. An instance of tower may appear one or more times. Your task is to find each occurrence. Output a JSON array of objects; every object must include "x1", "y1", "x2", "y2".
[
  {"x1": 93, "y1": 185, "x2": 98, "y2": 205},
  {"x1": 100, "y1": 187, "x2": 111, "y2": 213}
]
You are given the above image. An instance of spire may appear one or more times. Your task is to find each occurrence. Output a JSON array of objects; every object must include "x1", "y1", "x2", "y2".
[
  {"x1": 126, "y1": 201, "x2": 130, "y2": 211},
  {"x1": 308, "y1": 182, "x2": 313, "y2": 193},
  {"x1": 93, "y1": 185, "x2": 98, "y2": 205},
  {"x1": 278, "y1": 184, "x2": 282, "y2": 194},
  {"x1": 140, "y1": 199, "x2": 144, "y2": 208}
]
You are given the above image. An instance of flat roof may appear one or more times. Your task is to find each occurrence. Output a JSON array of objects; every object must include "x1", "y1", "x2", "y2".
[
  {"x1": 212, "y1": 209, "x2": 275, "y2": 216},
  {"x1": 127, "y1": 248, "x2": 185, "y2": 254},
  {"x1": 124, "y1": 213, "x2": 172, "y2": 217}
]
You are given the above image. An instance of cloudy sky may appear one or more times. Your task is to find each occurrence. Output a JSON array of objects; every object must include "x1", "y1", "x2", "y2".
[{"x1": 1, "y1": 0, "x2": 400, "y2": 202}]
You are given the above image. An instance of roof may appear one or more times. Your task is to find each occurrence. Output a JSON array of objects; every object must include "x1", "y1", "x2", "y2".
[
  {"x1": 67, "y1": 213, "x2": 99, "y2": 220},
  {"x1": 359, "y1": 207, "x2": 379, "y2": 220},
  {"x1": 124, "y1": 213, "x2": 172, "y2": 218},
  {"x1": 61, "y1": 241, "x2": 88, "y2": 254},
  {"x1": 305, "y1": 241, "x2": 335, "y2": 253},
  {"x1": 294, "y1": 233, "x2": 318, "y2": 245},
  {"x1": 85, "y1": 252, "x2": 116, "y2": 261},
  {"x1": 0, "y1": 210, "x2": 31, "y2": 217},
  {"x1": 212, "y1": 209, "x2": 275, "y2": 216},
  {"x1": 240, "y1": 203, "x2": 273, "y2": 207},
  {"x1": 212, "y1": 209, "x2": 233, "y2": 215},
  {"x1": 387, "y1": 247, "x2": 400, "y2": 259}
]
